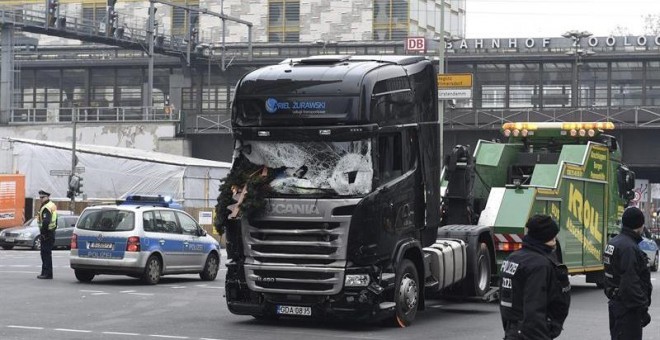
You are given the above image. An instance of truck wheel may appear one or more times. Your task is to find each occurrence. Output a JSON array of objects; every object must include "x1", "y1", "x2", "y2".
[
  {"x1": 469, "y1": 243, "x2": 492, "y2": 297},
  {"x1": 392, "y1": 259, "x2": 419, "y2": 327}
]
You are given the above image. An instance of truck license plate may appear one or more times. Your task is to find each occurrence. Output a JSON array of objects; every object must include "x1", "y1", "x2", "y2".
[{"x1": 276, "y1": 305, "x2": 312, "y2": 316}]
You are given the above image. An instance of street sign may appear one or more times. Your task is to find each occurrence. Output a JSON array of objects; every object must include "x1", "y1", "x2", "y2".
[
  {"x1": 406, "y1": 37, "x2": 426, "y2": 52},
  {"x1": 50, "y1": 170, "x2": 71, "y2": 176},
  {"x1": 49, "y1": 167, "x2": 85, "y2": 177},
  {"x1": 437, "y1": 73, "x2": 473, "y2": 88},
  {"x1": 439, "y1": 89, "x2": 473, "y2": 99}
]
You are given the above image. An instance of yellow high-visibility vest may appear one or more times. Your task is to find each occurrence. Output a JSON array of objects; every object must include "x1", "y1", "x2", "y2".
[{"x1": 38, "y1": 201, "x2": 58, "y2": 230}]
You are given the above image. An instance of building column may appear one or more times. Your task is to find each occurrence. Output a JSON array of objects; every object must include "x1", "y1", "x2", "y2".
[{"x1": 0, "y1": 24, "x2": 15, "y2": 124}]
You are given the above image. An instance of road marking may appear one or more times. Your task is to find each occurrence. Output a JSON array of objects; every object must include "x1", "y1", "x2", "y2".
[
  {"x1": 80, "y1": 290, "x2": 105, "y2": 293},
  {"x1": 120, "y1": 290, "x2": 137, "y2": 293},
  {"x1": 128, "y1": 292, "x2": 154, "y2": 296},
  {"x1": 102, "y1": 331, "x2": 140, "y2": 336},
  {"x1": 54, "y1": 328, "x2": 92, "y2": 333},
  {"x1": 92, "y1": 292, "x2": 110, "y2": 296},
  {"x1": 195, "y1": 284, "x2": 224, "y2": 289},
  {"x1": 170, "y1": 286, "x2": 187, "y2": 289},
  {"x1": 149, "y1": 335, "x2": 189, "y2": 339},
  {"x1": 7, "y1": 325, "x2": 44, "y2": 330}
]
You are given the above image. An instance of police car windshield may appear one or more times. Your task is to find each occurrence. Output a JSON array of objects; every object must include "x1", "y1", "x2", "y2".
[
  {"x1": 77, "y1": 209, "x2": 135, "y2": 232},
  {"x1": 241, "y1": 139, "x2": 373, "y2": 197}
]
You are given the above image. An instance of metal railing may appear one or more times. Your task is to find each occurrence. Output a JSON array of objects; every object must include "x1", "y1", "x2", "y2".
[
  {"x1": 9, "y1": 106, "x2": 180, "y2": 124},
  {"x1": 0, "y1": 6, "x2": 196, "y2": 58}
]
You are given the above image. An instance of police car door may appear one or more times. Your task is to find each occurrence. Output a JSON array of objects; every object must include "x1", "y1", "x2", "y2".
[
  {"x1": 153, "y1": 210, "x2": 186, "y2": 270},
  {"x1": 176, "y1": 211, "x2": 206, "y2": 270}
]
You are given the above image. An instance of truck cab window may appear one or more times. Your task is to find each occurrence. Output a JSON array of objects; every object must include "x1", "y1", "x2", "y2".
[{"x1": 379, "y1": 133, "x2": 402, "y2": 184}]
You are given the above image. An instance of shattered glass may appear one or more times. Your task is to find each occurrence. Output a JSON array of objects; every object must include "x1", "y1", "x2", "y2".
[{"x1": 242, "y1": 140, "x2": 373, "y2": 196}]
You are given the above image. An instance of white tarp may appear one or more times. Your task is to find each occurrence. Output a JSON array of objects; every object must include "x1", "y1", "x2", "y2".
[{"x1": 5, "y1": 138, "x2": 230, "y2": 208}]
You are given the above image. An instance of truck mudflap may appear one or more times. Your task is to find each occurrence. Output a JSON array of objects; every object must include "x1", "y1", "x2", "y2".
[{"x1": 423, "y1": 239, "x2": 467, "y2": 291}]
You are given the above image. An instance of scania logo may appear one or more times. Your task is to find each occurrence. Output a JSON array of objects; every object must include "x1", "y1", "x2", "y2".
[
  {"x1": 265, "y1": 98, "x2": 278, "y2": 113},
  {"x1": 268, "y1": 203, "x2": 320, "y2": 215}
]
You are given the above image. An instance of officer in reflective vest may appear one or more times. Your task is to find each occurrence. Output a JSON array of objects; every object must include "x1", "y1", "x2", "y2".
[{"x1": 37, "y1": 190, "x2": 57, "y2": 279}]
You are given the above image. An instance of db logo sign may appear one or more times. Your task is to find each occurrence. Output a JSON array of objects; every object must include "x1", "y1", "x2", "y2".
[{"x1": 406, "y1": 37, "x2": 426, "y2": 52}]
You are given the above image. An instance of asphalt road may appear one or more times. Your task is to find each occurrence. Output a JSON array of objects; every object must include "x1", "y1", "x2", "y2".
[{"x1": 0, "y1": 249, "x2": 658, "y2": 340}]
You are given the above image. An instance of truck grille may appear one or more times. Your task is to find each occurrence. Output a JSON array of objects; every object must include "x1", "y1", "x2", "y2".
[{"x1": 242, "y1": 199, "x2": 356, "y2": 295}]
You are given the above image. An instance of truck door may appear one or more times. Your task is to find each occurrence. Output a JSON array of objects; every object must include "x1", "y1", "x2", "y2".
[{"x1": 377, "y1": 129, "x2": 422, "y2": 244}]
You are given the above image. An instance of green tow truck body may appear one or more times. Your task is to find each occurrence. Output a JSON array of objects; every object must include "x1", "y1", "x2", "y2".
[{"x1": 443, "y1": 122, "x2": 635, "y2": 283}]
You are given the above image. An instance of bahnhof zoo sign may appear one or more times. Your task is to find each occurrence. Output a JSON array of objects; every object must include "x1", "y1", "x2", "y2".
[{"x1": 442, "y1": 36, "x2": 660, "y2": 52}]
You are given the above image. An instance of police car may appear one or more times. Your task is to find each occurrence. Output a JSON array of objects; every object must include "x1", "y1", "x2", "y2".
[{"x1": 69, "y1": 195, "x2": 220, "y2": 284}]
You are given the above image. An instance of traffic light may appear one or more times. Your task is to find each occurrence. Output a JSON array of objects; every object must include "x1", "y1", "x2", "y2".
[
  {"x1": 76, "y1": 176, "x2": 84, "y2": 194},
  {"x1": 68, "y1": 175, "x2": 84, "y2": 195},
  {"x1": 188, "y1": 13, "x2": 199, "y2": 46}
]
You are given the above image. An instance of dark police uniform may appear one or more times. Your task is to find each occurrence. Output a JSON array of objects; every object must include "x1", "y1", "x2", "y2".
[
  {"x1": 603, "y1": 226, "x2": 652, "y2": 340},
  {"x1": 500, "y1": 215, "x2": 571, "y2": 340}
]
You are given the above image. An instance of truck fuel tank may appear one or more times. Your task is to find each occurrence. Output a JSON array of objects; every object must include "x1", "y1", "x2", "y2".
[{"x1": 423, "y1": 239, "x2": 467, "y2": 290}]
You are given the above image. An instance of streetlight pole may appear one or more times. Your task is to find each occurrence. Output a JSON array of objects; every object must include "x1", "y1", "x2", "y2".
[
  {"x1": 69, "y1": 106, "x2": 77, "y2": 211},
  {"x1": 438, "y1": 0, "x2": 445, "y2": 170},
  {"x1": 562, "y1": 30, "x2": 592, "y2": 110}
]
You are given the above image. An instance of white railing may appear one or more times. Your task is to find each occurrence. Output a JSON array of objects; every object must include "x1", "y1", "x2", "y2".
[{"x1": 9, "y1": 106, "x2": 180, "y2": 124}]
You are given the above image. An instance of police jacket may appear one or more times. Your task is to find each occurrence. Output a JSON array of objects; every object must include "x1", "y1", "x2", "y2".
[
  {"x1": 500, "y1": 236, "x2": 571, "y2": 340},
  {"x1": 603, "y1": 228, "x2": 652, "y2": 310}
]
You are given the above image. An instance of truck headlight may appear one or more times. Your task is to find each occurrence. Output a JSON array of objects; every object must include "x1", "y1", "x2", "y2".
[{"x1": 344, "y1": 274, "x2": 370, "y2": 287}]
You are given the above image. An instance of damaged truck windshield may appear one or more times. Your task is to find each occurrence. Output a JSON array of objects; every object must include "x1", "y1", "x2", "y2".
[{"x1": 239, "y1": 140, "x2": 373, "y2": 196}]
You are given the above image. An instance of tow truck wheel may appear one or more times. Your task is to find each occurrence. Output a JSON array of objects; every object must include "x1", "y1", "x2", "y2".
[
  {"x1": 392, "y1": 259, "x2": 419, "y2": 327},
  {"x1": 142, "y1": 255, "x2": 162, "y2": 285}
]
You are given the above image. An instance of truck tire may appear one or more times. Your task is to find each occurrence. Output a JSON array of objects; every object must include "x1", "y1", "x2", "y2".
[
  {"x1": 465, "y1": 242, "x2": 491, "y2": 296},
  {"x1": 392, "y1": 259, "x2": 419, "y2": 327}
]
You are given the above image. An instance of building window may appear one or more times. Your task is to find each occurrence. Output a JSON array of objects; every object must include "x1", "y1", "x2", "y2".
[
  {"x1": 373, "y1": 0, "x2": 409, "y2": 40},
  {"x1": 268, "y1": 0, "x2": 300, "y2": 42},
  {"x1": 82, "y1": 1, "x2": 106, "y2": 24},
  {"x1": 171, "y1": 0, "x2": 199, "y2": 37}
]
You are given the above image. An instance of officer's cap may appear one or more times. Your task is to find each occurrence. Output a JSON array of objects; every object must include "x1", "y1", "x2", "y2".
[{"x1": 38, "y1": 190, "x2": 51, "y2": 197}]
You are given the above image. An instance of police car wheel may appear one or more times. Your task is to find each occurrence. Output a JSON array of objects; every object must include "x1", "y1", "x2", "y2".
[
  {"x1": 200, "y1": 253, "x2": 220, "y2": 281},
  {"x1": 32, "y1": 236, "x2": 42, "y2": 250},
  {"x1": 142, "y1": 255, "x2": 162, "y2": 285},
  {"x1": 75, "y1": 269, "x2": 95, "y2": 283},
  {"x1": 392, "y1": 259, "x2": 419, "y2": 328}
]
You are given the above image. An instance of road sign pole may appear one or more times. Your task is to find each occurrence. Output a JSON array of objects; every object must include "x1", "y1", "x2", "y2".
[{"x1": 70, "y1": 106, "x2": 77, "y2": 211}]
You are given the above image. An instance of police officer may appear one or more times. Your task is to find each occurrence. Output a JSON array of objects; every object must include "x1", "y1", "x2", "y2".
[
  {"x1": 37, "y1": 190, "x2": 57, "y2": 279},
  {"x1": 603, "y1": 206, "x2": 652, "y2": 340},
  {"x1": 500, "y1": 215, "x2": 571, "y2": 340}
]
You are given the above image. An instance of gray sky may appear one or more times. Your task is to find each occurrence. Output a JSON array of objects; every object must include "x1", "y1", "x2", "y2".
[{"x1": 465, "y1": 0, "x2": 660, "y2": 38}]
